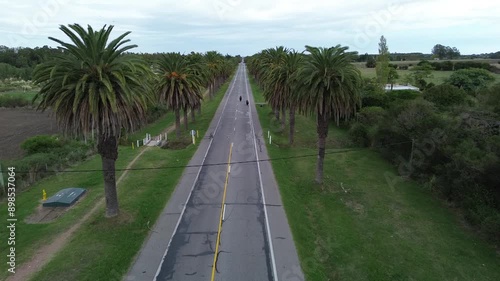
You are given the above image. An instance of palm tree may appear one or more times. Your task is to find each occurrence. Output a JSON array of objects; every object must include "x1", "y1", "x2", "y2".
[
  {"x1": 33, "y1": 24, "x2": 153, "y2": 217},
  {"x1": 281, "y1": 51, "x2": 304, "y2": 144},
  {"x1": 186, "y1": 51, "x2": 210, "y2": 116},
  {"x1": 205, "y1": 51, "x2": 223, "y2": 99},
  {"x1": 156, "y1": 53, "x2": 203, "y2": 137},
  {"x1": 296, "y1": 45, "x2": 362, "y2": 184},
  {"x1": 260, "y1": 47, "x2": 288, "y2": 124}
]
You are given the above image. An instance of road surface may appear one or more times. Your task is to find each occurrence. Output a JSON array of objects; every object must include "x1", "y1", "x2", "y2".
[{"x1": 126, "y1": 63, "x2": 304, "y2": 281}]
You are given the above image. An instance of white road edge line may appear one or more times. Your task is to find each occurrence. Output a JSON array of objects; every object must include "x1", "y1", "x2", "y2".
[
  {"x1": 153, "y1": 64, "x2": 242, "y2": 280},
  {"x1": 243, "y1": 64, "x2": 279, "y2": 280},
  {"x1": 223, "y1": 204, "x2": 226, "y2": 221}
]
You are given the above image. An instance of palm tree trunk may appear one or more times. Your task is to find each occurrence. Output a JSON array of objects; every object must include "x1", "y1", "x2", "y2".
[
  {"x1": 316, "y1": 113, "x2": 329, "y2": 184},
  {"x1": 191, "y1": 107, "x2": 196, "y2": 122},
  {"x1": 175, "y1": 108, "x2": 181, "y2": 137},
  {"x1": 281, "y1": 107, "x2": 286, "y2": 130},
  {"x1": 183, "y1": 108, "x2": 188, "y2": 130},
  {"x1": 289, "y1": 105, "x2": 295, "y2": 145},
  {"x1": 97, "y1": 135, "x2": 119, "y2": 217},
  {"x1": 197, "y1": 105, "x2": 202, "y2": 115},
  {"x1": 274, "y1": 107, "x2": 280, "y2": 121}
]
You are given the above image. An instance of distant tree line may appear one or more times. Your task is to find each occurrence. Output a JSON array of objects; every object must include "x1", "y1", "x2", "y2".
[{"x1": 0, "y1": 45, "x2": 62, "y2": 80}]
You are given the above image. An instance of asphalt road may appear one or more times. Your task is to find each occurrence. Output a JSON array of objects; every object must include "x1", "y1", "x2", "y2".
[{"x1": 126, "y1": 63, "x2": 304, "y2": 281}]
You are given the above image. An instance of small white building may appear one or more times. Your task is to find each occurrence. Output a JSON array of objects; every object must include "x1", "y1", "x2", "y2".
[{"x1": 384, "y1": 84, "x2": 420, "y2": 91}]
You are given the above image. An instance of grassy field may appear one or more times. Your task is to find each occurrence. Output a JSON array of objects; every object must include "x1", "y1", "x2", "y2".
[
  {"x1": 0, "y1": 90, "x2": 38, "y2": 100},
  {"x1": 352, "y1": 58, "x2": 500, "y2": 67},
  {"x1": 356, "y1": 65, "x2": 500, "y2": 85},
  {"x1": 0, "y1": 76, "x2": 232, "y2": 280},
  {"x1": 250, "y1": 78, "x2": 500, "y2": 281}
]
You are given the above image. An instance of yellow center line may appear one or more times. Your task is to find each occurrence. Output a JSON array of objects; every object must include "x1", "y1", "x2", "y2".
[{"x1": 210, "y1": 142, "x2": 233, "y2": 281}]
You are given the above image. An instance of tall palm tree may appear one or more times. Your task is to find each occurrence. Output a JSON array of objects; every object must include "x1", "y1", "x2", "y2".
[
  {"x1": 33, "y1": 24, "x2": 153, "y2": 217},
  {"x1": 260, "y1": 47, "x2": 288, "y2": 124},
  {"x1": 205, "y1": 51, "x2": 223, "y2": 99},
  {"x1": 186, "y1": 51, "x2": 209, "y2": 116},
  {"x1": 296, "y1": 45, "x2": 362, "y2": 184},
  {"x1": 281, "y1": 51, "x2": 304, "y2": 144},
  {"x1": 156, "y1": 53, "x2": 203, "y2": 137}
]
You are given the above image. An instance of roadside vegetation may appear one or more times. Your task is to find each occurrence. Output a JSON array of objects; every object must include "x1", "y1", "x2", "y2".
[
  {"x1": 250, "y1": 74, "x2": 500, "y2": 281},
  {"x1": 0, "y1": 91, "x2": 38, "y2": 107},
  {"x1": 27, "y1": 76, "x2": 233, "y2": 281},
  {"x1": 247, "y1": 39, "x2": 500, "y2": 280},
  {"x1": 0, "y1": 23, "x2": 238, "y2": 280}
]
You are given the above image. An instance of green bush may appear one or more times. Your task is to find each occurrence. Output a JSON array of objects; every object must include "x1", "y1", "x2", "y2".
[
  {"x1": 423, "y1": 84, "x2": 467, "y2": 109},
  {"x1": 387, "y1": 89, "x2": 420, "y2": 101},
  {"x1": 1, "y1": 137, "x2": 93, "y2": 196},
  {"x1": 146, "y1": 104, "x2": 169, "y2": 123},
  {"x1": 481, "y1": 213, "x2": 500, "y2": 242},
  {"x1": 21, "y1": 135, "x2": 62, "y2": 155},
  {"x1": 0, "y1": 95, "x2": 30, "y2": 107},
  {"x1": 446, "y1": 68, "x2": 495, "y2": 94},
  {"x1": 348, "y1": 123, "x2": 369, "y2": 147},
  {"x1": 477, "y1": 83, "x2": 500, "y2": 115},
  {"x1": 358, "y1": 106, "x2": 387, "y2": 126},
  {"x1": 365, "y1": 56, "x2": 376, "y2": 68}
]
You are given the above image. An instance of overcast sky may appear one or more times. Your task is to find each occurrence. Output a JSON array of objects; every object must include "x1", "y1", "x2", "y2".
[{"x1": 1, "y1": 0, "x2": 499, "y2": 56}]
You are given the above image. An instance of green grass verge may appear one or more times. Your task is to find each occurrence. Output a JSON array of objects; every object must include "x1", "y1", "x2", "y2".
[
  {"x1": 250, "y1": 77, "x2": 500, "y2": 281},
  {"x1": 26, "y1": 78, "x2": 232, "y2": 281}
]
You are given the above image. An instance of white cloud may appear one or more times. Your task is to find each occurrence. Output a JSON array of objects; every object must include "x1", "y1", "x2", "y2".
[{"x1": 0, "y1": 0, "x2": 499, "y2": 55}]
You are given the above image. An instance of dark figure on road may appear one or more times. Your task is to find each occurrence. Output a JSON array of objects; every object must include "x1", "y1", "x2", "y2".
[
  {"x1": 239, "y1": 96, "x2": 242, "y2": 102},
  {"x1": 246, "y1": 100, "x2": 249, "y2": 106}
]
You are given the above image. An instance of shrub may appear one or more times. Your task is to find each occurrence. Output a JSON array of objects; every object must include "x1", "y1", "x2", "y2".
[
  {"x1": 358, "y1": 106, "x2": 387, "y2": 126},
  {"x1": 348, "y1": 123, "x2": 369, "y2": 147},
  {"x1": 477, "y1": 83, "x2": 500, "y2": 115},
  {"x1": 481, "y1": 212, "x2": 500, "y2": 242},
  {"x1": 365, "y1": 56, "x2": 376, "y2": 68},
  {"x1": 21, "y1": 135, "x2": 62, "y2": 155},
  {"x1": 0, "y1": 95, "x2": 30, "y2": 107},
  {"x1": 446, "y1": 68, "x2": 495, "y2": 94},
  {"x1": 423, "y1": 84, "x2": 467, "y2": 109},
  {"x1": 145, "y1": 104, "x2": 169, "y2": 123},
  {"x1": 387, "y1": 89, "x2": 420, "y2": 101}
]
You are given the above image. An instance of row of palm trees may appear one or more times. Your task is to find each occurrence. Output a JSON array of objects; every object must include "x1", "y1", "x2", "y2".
[
  {"x1": 32, "y1": 24, "x2": 237, "y2": 217},
  {"x1": 246, "y1": 45, "x2": 363, "y2": 184}
]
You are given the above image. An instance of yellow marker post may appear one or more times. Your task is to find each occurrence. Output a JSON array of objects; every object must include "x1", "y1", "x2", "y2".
[
  {"x1": 192, "y1": 135, "x2": 196, "y2": 145},
  {"x1": 197, "y1": 130, "x2": 199, "y2": 138},
  {"x1": 211, "y1": 143, "x2": 233, "y2": 281},
  {"x1": 42, "y1": 189, "x2": 47, "y2": 201},
  {"x1": 132, "y1": 142, "x2": 135, "y2": 150}
]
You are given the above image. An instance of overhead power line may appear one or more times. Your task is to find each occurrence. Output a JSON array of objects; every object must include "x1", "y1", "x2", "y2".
[{"x1": 8, "y1": 140, "x2": 412, "y2": 174}]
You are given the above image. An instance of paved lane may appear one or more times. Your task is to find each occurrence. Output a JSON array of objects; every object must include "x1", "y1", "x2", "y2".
[{"x1": 126, "y1": 62, "x2": 304, "y2": 281}]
